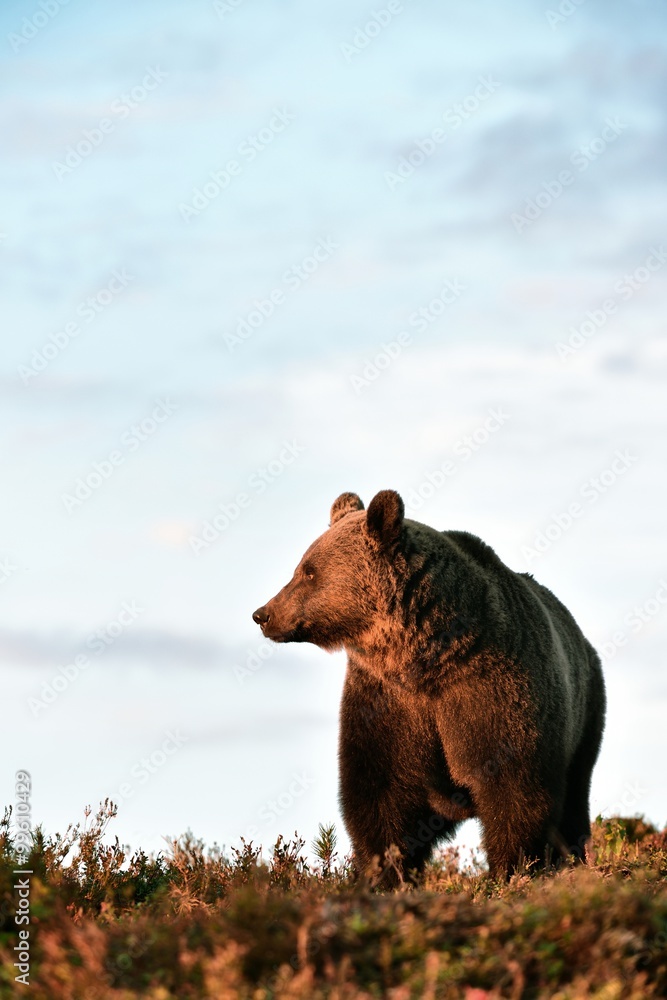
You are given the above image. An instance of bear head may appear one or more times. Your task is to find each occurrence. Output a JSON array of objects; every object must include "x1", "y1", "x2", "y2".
[{"x1": 252, "y1": 490, "x2": 405, "y2": 651}]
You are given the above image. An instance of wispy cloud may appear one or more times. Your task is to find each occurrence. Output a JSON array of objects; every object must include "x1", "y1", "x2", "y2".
[{"x1": 0, "y1": 627, "x2": 226, "y2": 669}]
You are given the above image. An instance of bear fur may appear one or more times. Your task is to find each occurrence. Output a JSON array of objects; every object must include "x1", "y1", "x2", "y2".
[{"x1": 253, "y1": 490, "x2": 606, "y2": 886}]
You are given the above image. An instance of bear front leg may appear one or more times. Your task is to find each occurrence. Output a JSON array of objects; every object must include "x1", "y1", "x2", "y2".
[{"x1": 339, "y1": 661, "x2": 458, "y2": 888}]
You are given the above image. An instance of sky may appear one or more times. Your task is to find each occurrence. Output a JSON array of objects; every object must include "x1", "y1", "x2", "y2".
[{"x1": 1, "y1": 0, "x2": 666, "y2": 862}]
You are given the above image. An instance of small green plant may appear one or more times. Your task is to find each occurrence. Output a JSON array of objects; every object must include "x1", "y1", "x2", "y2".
[{"x1": 311, "y1": 822, "x2": 338, "y2": 878}]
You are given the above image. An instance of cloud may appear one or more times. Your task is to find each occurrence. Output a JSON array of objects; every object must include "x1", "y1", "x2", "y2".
[{"x1": 0, "y1": 627, "x2": 227, "y2": 669}]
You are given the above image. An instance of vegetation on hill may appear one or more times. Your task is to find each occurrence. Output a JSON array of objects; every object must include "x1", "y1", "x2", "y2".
[{"x1": 1, "y1": 802, "x2": 666, "y2": 998}]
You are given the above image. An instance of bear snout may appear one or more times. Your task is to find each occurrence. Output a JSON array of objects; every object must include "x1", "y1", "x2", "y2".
[
  {"x1": 252, "y1": 603, "x2": 288, "y2": 640},
  {"x1": 252, "y1": 600, "x2": 305, "y2": 643}
]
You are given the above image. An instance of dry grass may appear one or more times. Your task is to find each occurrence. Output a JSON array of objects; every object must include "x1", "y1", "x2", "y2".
[{"x1": 0, "y1": 804, "x2": 666, "y2": 998}]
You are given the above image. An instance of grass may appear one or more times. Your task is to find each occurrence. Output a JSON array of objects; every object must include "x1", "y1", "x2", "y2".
[{"x1": 0, "y1": 803, "x2": 666, "y2": 998}]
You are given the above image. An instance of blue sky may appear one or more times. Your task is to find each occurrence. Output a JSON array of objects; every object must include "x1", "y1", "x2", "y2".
[{"x1": 2, "y1": 0, "x2": 666, "y2": 859}]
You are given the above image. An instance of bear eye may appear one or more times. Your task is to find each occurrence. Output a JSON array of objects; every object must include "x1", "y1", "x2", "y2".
[{"x1": 303, "y1": 563, "x2": 316, "y2": 581}]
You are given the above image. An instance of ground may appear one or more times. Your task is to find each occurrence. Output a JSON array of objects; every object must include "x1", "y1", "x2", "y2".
[{"x1": 0, "y1": 804, "x2": 666, "y2": 999}]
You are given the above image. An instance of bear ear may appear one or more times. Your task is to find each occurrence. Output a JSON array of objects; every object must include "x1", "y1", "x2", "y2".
[
  {"x1": 366, "y1": 490, "x2": 405, "y2": 548},
  {"x1": 330, "y1": 492, "x2": 365, "y2": 526}
]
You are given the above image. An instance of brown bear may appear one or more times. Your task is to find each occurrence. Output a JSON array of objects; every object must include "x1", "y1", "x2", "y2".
[{"x1": 253, "y1": 490, "x2": 606, "y2": 886}]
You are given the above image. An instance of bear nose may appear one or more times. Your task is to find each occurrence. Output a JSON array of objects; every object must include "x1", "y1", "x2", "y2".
[{"x1": 253, "y1": 607, "x2": 270, "y2": 626}]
